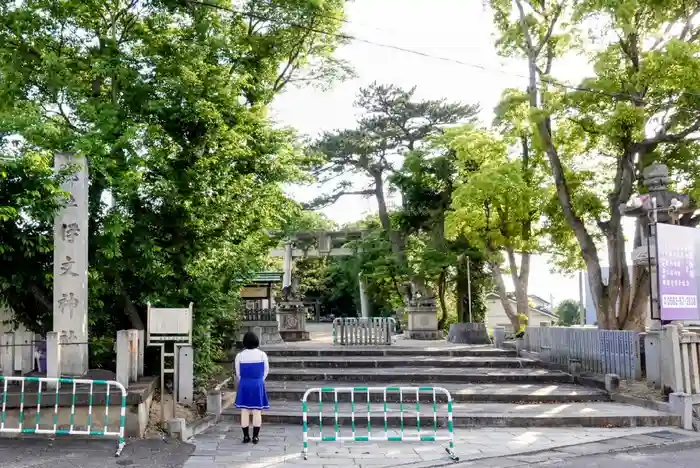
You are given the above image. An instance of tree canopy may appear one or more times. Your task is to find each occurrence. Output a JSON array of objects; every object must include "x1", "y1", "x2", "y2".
[
  {"x1": 488, "y1": 0, "x2": 700, "y2": 330},
  {"x1": 0, "y1": 0, "x2": 349, "y2": 375}
]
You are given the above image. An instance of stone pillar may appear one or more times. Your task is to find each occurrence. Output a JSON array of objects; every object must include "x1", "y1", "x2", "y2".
[
  {"x1": 115, "y1": 330, "x2": 130, "y2": 389},
  {"x1": 642, "y1": 330, "x2": 662, "y2": 388},
  {"x1": 127, "y1": 329, "x2": 139, "y2": 383},
  {"x1": 405, "y1": 299, "x2": 441, "y2": 340},
  {"x1": 46, "y1": 332, "x2": 60, "y2": 389},
  {"x1": 177, "y1": 345, "x2": 194, "y2": 405},
  {"x1": 493, "y1": 326, "x2": 506, "y2": 348},
  {"x1": 359, "y1": 274, "x2": 370, "y2": 319},
  {"x1": 207, "y1": 390, "x2": 223, "y2": 416},
  {"x1": 282, "y1": 241, "x2": 293, "y2": 289},
  {"x1": 53, "y1": 152, "x2": 89, "y2": 376}
]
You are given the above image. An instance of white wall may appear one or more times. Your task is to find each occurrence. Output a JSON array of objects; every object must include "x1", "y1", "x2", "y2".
[
  {"x1": 485, "y1": 299, "x2": 555, "y2": 333},
  {"x1": 485, "y1": 299, "x2": 515, "y2": 333}
]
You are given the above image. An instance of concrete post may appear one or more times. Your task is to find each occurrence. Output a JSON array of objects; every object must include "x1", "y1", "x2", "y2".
[
  {"x1": 643, "y1": 330, "x2": 663, "y2": 389},
  {"x1": 46, "y1": 332, "x2": 61, "y2": 389},
  {"x1": 1, "y1": 332, "x2": 14, "y2": 377},
  {"x1": 359, "y1": 274, "x2": 370, "y2": 319},
  {"x1": 116, "y1": 330, "x2": 130, "y2": 389},
  {"x1": 206, "y1": 390, "x2": 223, "y2": 416},
  {"x1": 662, "y1": 324, "x2": 683, "y2": 393},
  {"x1": 137, "y1": 329, "x2": 145, "y2": 377},
  {"x1": 282, "y1": 241, "x2": 293, "y2": 288},
  {"x1": 177, "y1": 345, "x2": 194, "y2": 406},
  {"x1": 127, "y1": 329, "x2": 139, "y2": 383},
  {"x1": 669, "y1": 392, "x2": 694, "y2": 431},
  {"x1": 493, "y1": 326, "x2": 506, "y2": 348},
  {"x1": 167, "y1": 418, "x2": 187, "y2": 441}
]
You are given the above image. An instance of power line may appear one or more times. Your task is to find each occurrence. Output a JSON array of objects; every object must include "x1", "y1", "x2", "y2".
[{"x1": 184, "y1": 0, "x2": 700, "y2": 112}]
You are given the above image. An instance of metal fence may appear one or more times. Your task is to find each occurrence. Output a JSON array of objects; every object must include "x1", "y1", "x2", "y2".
[
  {"x1": 0, "y1": 376, "x2": 127, "y2": 456},
  {"x1": 332, "y1": 317, "x2": 396, "y2": 346},
  {"x1": 524, "y1": 326, "x2": 642, "y2": 380},
  {"x1": 301, "y1": 386, "x2": 458, "y2": 461}
]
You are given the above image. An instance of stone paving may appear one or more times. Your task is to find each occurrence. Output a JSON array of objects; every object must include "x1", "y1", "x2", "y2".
[
  {"x1": 0, "y1": 437, "x2": 194, "y2": 468},
  {"x1": 182, "y1": 422, "x2": 693, "y2": 468}
]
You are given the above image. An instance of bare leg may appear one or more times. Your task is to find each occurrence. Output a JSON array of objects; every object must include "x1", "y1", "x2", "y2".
[
  {"x1": 241, "y1": 408, "x2": 251, "y2": 443},
  {"x1": 252, "y1": 410, "x2": 262, "y2": 444}
]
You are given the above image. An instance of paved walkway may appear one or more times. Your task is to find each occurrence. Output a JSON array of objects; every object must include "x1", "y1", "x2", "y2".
[
  {"x1": 0, "y1": 437, "x2": 193, "y2": 468},
  {"x1": 182, "y1": 423, "x2": 696, "y2": 467}
]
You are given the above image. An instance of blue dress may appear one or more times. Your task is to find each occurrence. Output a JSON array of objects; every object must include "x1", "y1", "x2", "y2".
[{"x1": 235, "y1": 348, "x2": 270, "y2": 410}]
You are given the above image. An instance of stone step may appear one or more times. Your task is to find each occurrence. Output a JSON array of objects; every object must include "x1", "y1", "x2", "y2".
[
  {"x1": 223, "y1": 401, "x2": 679, "y2": 428},
  {"x1": 263, "y1": 382, "x2": 608, "y2": 403},
  {"x1": 267, "y1": 356, "x2": 536, "y2": 369},
  {"x1": 261, "y1": 346, "x2": 516, "y2": 358},
  {"x1": 266, "y1": 367, "x2": 571, "y2": 384}
]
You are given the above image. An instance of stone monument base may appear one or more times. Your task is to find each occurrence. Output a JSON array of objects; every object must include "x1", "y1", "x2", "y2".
[
  {"x1": 239, "y1": 322, "x2": 283, "y2": 346},
  {"x1": 276, "y1": 301, "x2": 310, "y2": 342},
  {"x1": 405, "y1": 299, "x2": 442, "y2": 340},
  {"x1": 279, "y1": 330, "x2": 310, "y2": 342},
  {"x1": 446, "y1": 323, "x2": 490, "y2": 344}
]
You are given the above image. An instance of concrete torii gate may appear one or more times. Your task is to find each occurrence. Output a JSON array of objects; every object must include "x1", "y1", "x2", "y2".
[{"x1": 269, "y1": 230, "x2": 371, "y2": 318}]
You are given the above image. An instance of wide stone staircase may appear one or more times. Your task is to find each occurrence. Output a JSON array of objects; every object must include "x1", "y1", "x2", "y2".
[{"x1": 222, "y1": 345, "x2": 678, "y2": 428}]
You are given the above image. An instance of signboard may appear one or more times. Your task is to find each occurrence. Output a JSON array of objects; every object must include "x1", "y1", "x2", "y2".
[
  {"x1": 656, "y1": 223, "x2": 699, "y2": 321},
  {"x1": 146, "y1": 302, "x2": 193, "y2": 344},
  {"x1": 240, "y1": 286, "x2": 268, "y2": 298}
]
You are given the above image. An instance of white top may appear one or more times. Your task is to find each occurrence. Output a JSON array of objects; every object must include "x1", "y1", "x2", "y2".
[{"x1": 235, "y1": 348, "x2": 269, "y2": 380}]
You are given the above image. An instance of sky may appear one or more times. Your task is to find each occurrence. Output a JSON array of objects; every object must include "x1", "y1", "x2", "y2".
[{"x1": 269, "y1": 0, "x2": 636, "y2": 307}]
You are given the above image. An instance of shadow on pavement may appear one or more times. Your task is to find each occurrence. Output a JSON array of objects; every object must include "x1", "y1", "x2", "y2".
[{"x1": 0, "y1": 437, "x2": 194, "y2": 468}]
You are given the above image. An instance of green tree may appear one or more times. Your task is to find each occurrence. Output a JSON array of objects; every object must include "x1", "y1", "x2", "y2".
[
  {"x1": 446, "y1": 125, "x2": 551, "y2": 331},
  {"x1": 0, "y1": 0, "x2": 348, "y2": 375},
  {"x1": 310, "y1": 83, "x2": 479, "y2": 301},
  {"x1": 488, "y1": 0, "x2": 700, "y2": 330},
  {"x1": 555, "y1": 299, "x2": 582, "y2": 326},
  {"x1": 392, "y1": 146, "x2": 488, "y2": 328}
]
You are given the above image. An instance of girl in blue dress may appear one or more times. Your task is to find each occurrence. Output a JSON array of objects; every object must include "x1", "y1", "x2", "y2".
[{"x1": 235, "y1": 331, "x2": 270, "y2": 444}]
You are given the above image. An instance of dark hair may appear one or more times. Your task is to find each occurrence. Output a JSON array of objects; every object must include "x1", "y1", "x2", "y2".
[{"x1": 242, "y1": 331, "x2": 260, "y2": 350}]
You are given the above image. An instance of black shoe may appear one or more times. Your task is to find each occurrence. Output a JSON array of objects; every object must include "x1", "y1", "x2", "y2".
[
  {"x1": 242, "y1": 427, "x2": 251, "y2": 444},
  {"x1": 252, "y1": 426, "x2": 260, "y2": 444}
]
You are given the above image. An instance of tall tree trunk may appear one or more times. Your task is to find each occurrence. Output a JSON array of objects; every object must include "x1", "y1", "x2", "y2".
[
  {"x1": 373, "y1": 172, "x2": 429, "y2": 299},
  {"x1": 514, "y1": 0, "x2": 610, "y2": 327},
  {"x1": 490, "y1": 261, "x2": 520, "y2": 331},
  {"x1": 437, "y1": 268, "x2": 448, "y2": 330},
  {"x1": 456, "y1": 261, "x2": 469, "y2": 323},
  {"x1": 122, "y1": 291, "x2": 145, "y2": 330},
  {"x1": 506, "y1": 247, "x2": 531, "y2": 320}
]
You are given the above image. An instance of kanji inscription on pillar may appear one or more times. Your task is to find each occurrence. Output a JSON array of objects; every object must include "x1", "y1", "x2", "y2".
[{"x1": 53, "y1": 152, "x2": 89, "y2": 376}]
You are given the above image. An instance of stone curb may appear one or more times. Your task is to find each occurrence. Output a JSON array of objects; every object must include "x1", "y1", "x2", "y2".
[
  {"x1": 386, "y1": 431, "x2": 700, "y2": 468},
  {"x1": 610, "y1": 391, "x2": 674, "y2": 412}
]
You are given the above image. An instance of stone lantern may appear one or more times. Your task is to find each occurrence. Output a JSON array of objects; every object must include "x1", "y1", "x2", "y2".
[{"x1": 620, "y1": 163, "x2": 697, "y2": 388}]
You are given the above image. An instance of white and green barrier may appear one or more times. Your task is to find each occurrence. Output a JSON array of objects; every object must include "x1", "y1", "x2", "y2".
[
  {"x1": 332, "y1": 317, "x2": 397, "y2": 346},
  {"x1": 0, "y1": 376, "x2": 127, "y2": 456},
  {"x1": 301, "y1": 386, "x2": 458, "y2": 461}
]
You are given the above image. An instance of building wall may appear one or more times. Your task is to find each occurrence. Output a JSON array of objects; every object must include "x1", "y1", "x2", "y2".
[
  {"x1": 485, "y1": 299, "x2": 555, "y2": 333},
  {"x1": 485, "y1": 299, "x2": 515, "y2": 332}
]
